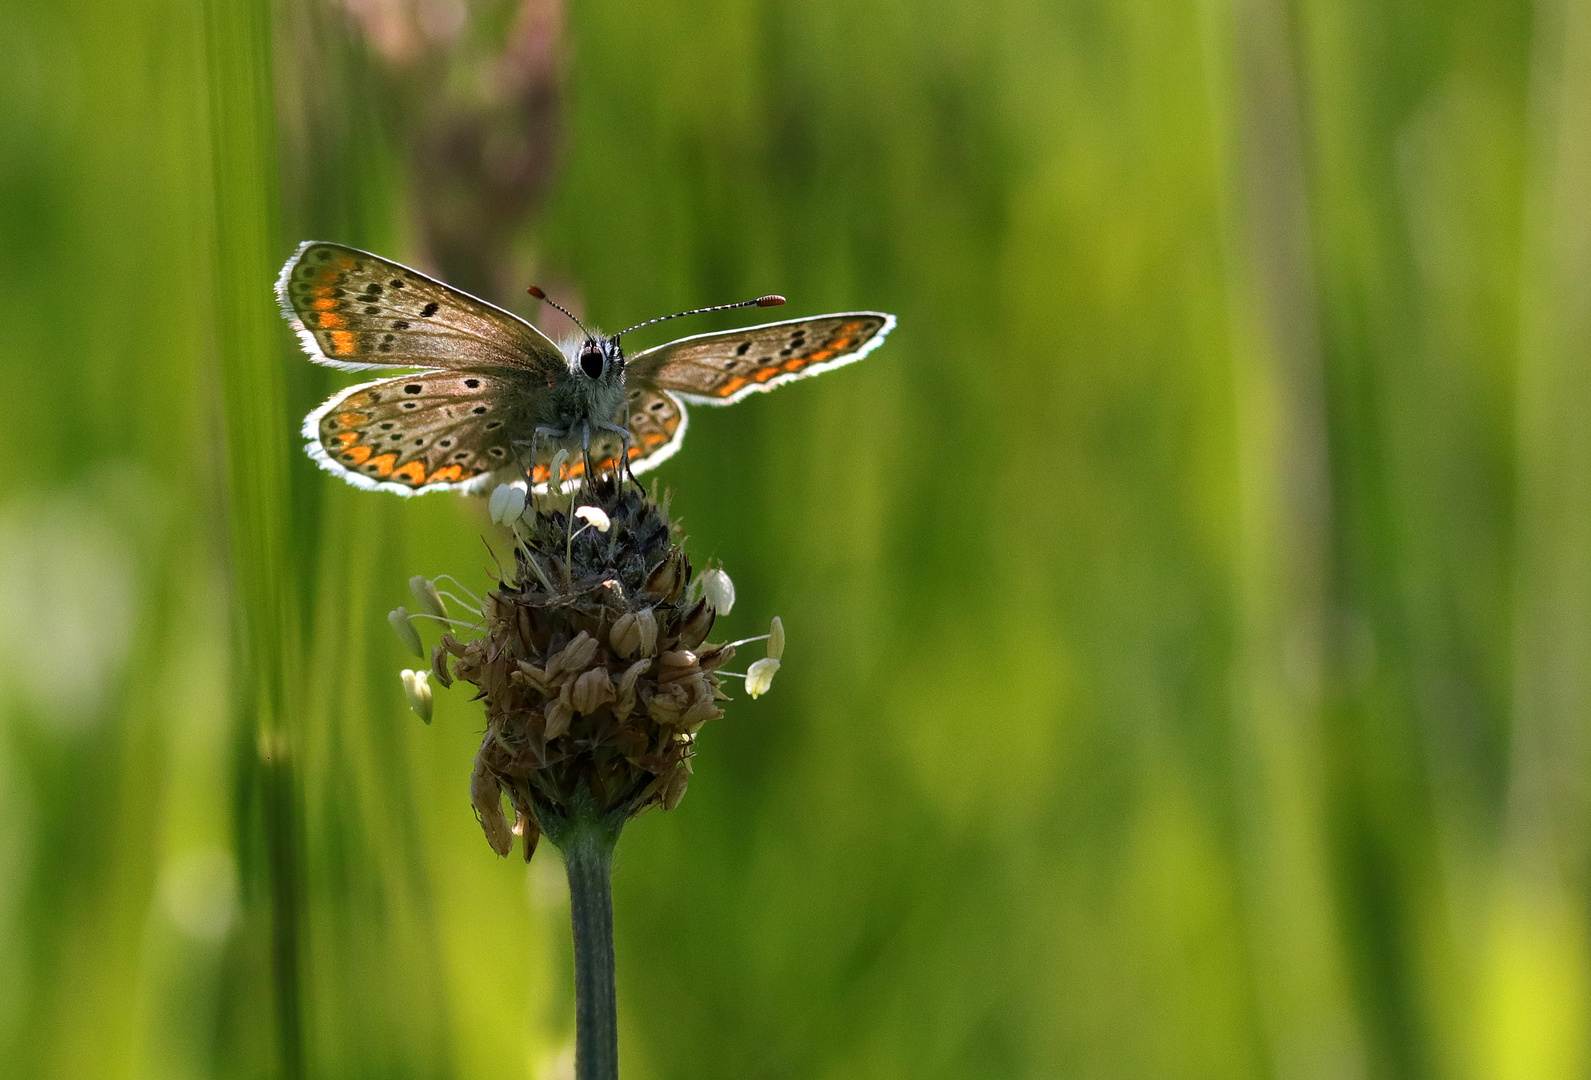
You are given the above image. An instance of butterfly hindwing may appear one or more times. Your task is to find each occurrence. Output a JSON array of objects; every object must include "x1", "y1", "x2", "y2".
[
  {"x1": 622, "y1": 387, "x2": 688, "y2": 468},
  {"x1": 278, "y1": 241, "x2": 565, "y2": 373},
  {"x1": 626, "y1": 313, "x2": 894, "y2": 405},
  {"x1": 306, "y1": 369, "x2": 527, "y2": 495},
  {"x1": 525, "y1": 388, "x2": 688, "y2": 489}
]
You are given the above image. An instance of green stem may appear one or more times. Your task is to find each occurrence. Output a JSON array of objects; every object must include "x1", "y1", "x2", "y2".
[{"x1": 562, "y1": 818, "x2": 620, "y2": 1080}]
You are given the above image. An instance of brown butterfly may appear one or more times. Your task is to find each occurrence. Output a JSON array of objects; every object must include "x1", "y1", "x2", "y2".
[{"x1": 275, "y1": 242, "x2": 896, "y2": 495}]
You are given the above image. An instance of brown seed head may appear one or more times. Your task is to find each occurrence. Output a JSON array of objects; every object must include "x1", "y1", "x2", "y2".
[{"x1": 439, "y1": 477, "x2": 729, "y2": 858}]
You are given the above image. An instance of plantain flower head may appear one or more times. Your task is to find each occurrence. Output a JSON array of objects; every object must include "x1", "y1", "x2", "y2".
[{"x1": 424, "y1": 478, "x2": 751, "y2": 858}]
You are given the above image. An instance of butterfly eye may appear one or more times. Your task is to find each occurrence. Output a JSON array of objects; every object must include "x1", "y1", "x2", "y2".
[{"x1": 580, "y1": 345, "x2": 604, "y2": 379}]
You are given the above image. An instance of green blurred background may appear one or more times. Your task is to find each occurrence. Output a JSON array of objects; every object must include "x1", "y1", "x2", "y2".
[{"x1": 3, "y1": 0, "x2": 1590, "y2": 1075}]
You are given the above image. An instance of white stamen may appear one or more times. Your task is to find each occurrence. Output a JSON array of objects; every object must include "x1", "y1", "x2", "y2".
[
  {"x1": 574, "y1": 505, "x2": 611, "y2": 533},
  {"x1": 409, "y1": 613, "x2": 481, "y2": 630},
  {"x1": 433, "y1": 589, "x2": 481, "y2": 616},
  {"x1": 745, "y1": 658, "x2": 780, "y2": 699},
  {"x1": 389, "y1": 607, "x2": 423, "y2": 656},
  {"x1": 400, "y1": 669, "x2": 433, "y2": 723},
  {"x1": 547, "y1": 450, "x2": 570, "y2": 497},
  {"x1": 432, "y1": 574, "x2": 484, "y2": 608},
  {"x1": 494, "y1": 484, "x2": 527, "y2": 523},
  {"x1": 409, "y1": 575, "x2": 447, "y2": 620},
  {"x1": 489, "y1": 483, "x2": 526, "y2": 524},
  {"x1": 700, "y1": 567, "x2": 735, "y2": 614}
]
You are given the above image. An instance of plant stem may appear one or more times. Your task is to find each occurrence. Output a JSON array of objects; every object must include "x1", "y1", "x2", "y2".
[{"x1": 562, "y1": 818, "x2": 620, "y2": 1080}]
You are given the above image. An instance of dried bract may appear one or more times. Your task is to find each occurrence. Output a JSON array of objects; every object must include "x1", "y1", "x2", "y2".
[{"x1": 471, "y1": 753, "x2": 514, "y2": 857}]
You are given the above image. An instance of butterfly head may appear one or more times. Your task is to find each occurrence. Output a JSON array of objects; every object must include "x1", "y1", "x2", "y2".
[{"x1": 577, "y1": 336, "x2": 624, "y2": 381}]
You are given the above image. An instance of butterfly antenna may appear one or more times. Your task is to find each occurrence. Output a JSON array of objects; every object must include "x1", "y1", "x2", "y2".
[
  {"x1": 527, "y1": 285, "x2": 596, "y2": 341},
  {"x1": 614, "y1": 294, "x2": 786, "y2": 340}
]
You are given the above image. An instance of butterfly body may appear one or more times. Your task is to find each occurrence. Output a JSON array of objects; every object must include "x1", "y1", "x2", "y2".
[
  {"x1": 277, "y1": 242, "x2": 894, "y2": 495},
  {"x1": 519, "y1": 335, "x2": 629, "y2": 442}
]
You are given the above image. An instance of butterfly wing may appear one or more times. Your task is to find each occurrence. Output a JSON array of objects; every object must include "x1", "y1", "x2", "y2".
[
  {"x1": 526, "y1": 387, "x2": 689, "y2": 490},
  {"x1": 625, "y1": 313, "x2": 894, "y2": 405},
  {"x1": 276, "y1": 241, "x2": 566, "y2": 373},
  {"x1": 305, "y1": 369, "x2": 531, "y2": 495}
]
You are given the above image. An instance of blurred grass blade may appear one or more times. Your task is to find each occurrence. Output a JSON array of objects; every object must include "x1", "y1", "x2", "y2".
[
  {"x1": 202, "y1": 0, "x2": 305, "y2": 1074},
  {"x1": 1497, "y1": 0, "x2": 1591, "y2": 1075}
]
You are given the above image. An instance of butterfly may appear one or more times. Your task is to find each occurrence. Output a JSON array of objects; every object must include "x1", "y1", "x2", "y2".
[{"x1": 275, "y1": 242, "x2": 896, "y2": 495}]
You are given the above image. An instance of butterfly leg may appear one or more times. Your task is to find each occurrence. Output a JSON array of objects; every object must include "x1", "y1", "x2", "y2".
[
  {"x1": 513, "y1": 425, "x2": 570, "y2": 491},
  {"x1": 579, "y1": 422, "x2": 595, "y2": 489},
  {"x1": 592, "y1": 419, "x2": 636, "y2": 490}
]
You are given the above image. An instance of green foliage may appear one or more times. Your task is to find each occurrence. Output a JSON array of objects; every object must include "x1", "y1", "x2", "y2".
[{"x1": 1, "y1": 0, "x2": 1588, "y2": 1076}]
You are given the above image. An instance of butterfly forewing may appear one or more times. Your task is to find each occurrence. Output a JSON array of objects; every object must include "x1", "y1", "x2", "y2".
[
  {"x1": 307, "y1": 370, "x2": 524, "y2": 493},
  {"x1": 627, "y1": 313, "x2": 894, "y2": 405},
  {"x1": 278, "y1": 242, "x2": 565, "y2": 373}
]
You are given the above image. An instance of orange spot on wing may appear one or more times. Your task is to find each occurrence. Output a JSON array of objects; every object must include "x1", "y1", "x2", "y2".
[
  {"x1": 643, "y1": 432, "x2": 666, "y2": 447},
  {"x1": 531, "y1": 465, "x2": 550, "y2": 482},
  {"x1": 334, "y1": 431, "x2": 359, "y2": 447},
  {"x1": 369, "y1": 453, "x2": 397, "y2": 476},
  {"x1": 392, "y1": 461, "x2": 427, "y2": 484},
  {"x1": 427, "y1": 464, "x2": 466, "y2": 483},
  {"x1": 782, "y1": 357, "x2": 808, "y2": 372},
  {"x1": 754, "y1": 366, "x2": 780, "y2": 383},
  {"x1": 330, "y1": 331, "x2": 357, "y2": 355},
  {"x1": 627, "y1": 447, "x2": 642, "y2": 460},
  {"x1": 839, "y1": 320, "x2": 865, "y2": 334},
  {"x1": 717, "y1": 376, "x2": 749, "y2": 397},
  {"x1": 311, "y1": 298, "x2": 338, "y2": 311},
  {"x1": 316, "y1": 311, "x2": 346, "y2": 329},
  {"x1": 345, "y1": 445, "x2": 372, "y2": 464},
  {"x1": 806, "y1": 349, "x2": 835, "y2": 364},
  {"x1": 343, "y1": 392, "x2": 373, "y2": 408},
  {"x1": 596, "y1": 457, "x2": 619, "y2": 472},
  {"x1": 334, "y1": 412, "x2": 369, "y2": 428}
]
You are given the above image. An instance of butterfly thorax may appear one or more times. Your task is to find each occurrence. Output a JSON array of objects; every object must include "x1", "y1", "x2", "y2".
[{"x1": 525, "y1": 335, "x2": 628, "y2": 440}]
